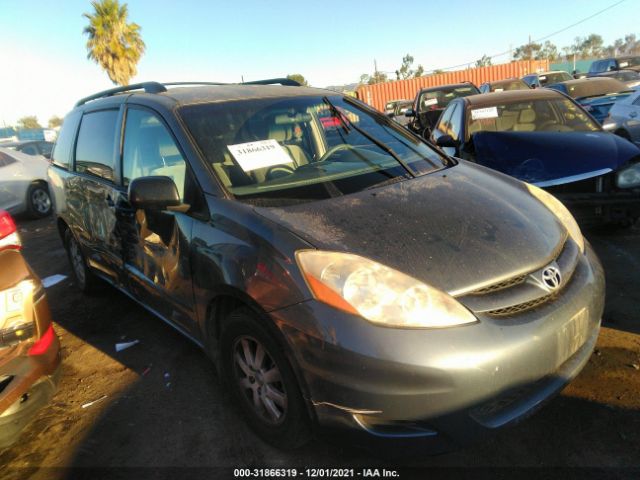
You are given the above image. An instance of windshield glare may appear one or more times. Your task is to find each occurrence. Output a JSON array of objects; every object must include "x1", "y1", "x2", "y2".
[
  {"x1": 180, "y1": 95, "x2": 446, "y2": 205},
  {"x1": 419, "y1": 87, "x2": 477, "y2": 110},
  {"x1": 468, "y1": 98, "x2": 600, "y2": 136}
]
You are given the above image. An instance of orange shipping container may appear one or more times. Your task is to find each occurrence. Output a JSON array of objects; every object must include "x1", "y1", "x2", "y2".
[{"x1": 356, "y1": 60, "x2": 549, "y2": 111}]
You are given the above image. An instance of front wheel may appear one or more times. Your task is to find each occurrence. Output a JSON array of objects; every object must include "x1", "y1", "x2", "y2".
[{"x1": 220, "y1": 308, "x2": 311, "y2": 449}]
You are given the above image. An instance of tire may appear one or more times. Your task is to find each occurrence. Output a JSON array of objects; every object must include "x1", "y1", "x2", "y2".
[
  {"x1": 65, "y1": 229, "x2": 98, "y2": 293},
  {"x1": 26, "y1": 182, "x2": 52, "y2": 218},
  {"x1": 220, "y1": 308, "x2": 311, "y2": 449}
]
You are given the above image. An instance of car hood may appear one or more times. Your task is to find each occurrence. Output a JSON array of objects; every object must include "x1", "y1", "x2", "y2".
[
  {"x1": 255, "y1": 161, "x2": 565, "y2": 295},
  {"x1": 471, "y1": 131, "x2": 640, "y2": 186}
]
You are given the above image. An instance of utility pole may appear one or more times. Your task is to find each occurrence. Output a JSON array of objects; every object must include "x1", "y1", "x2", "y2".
[{"x1": 374, "y1": 59, "x2": 378, "y2": 77}]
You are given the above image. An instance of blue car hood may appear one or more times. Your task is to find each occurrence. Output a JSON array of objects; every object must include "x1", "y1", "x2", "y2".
[{"x1": 472, "y1": 131, "x2": 640, "y2": 186}]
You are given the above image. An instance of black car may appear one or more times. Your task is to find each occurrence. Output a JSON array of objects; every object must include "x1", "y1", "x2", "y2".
[
  {"x1": 545, "y1": 77, "x2": 634, "y2": 124},
  {"x1": 48, "y1": 80, "x2": 604, "y2": 450},
  {"x1": 405, "y1": 82, "x2": 480, "y2": 136},
  {"x1": 589, "y1": 56, "x2": 640, "y2": 75},
  {"x1": 3, "y1": 140, "x2": 54, "y2": 159},
  {"x1": 429, "y1": 88, "x2": 640, "y2": 226}
]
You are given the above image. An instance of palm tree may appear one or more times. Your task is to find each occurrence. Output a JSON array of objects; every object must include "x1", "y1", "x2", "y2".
[{"x1": 83, "y1": 0, "x2": 146, "y2": 86}]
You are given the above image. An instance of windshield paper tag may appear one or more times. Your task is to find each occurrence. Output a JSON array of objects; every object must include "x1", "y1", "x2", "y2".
[
  {"x1": 227, "y1": 140, "x2": 293, "y2": 172},
  {"x1": 471, "y1": 107, "x2": 498, "y2": 120},
  {"x1": 619, "y1": 61, "x2": 629, "y2": 68},
  {"x1": 423, "y1": 98, "x2": 438, "y2": 107}
]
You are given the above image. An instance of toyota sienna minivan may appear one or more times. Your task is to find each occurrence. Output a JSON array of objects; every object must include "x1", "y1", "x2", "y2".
[{"x1": 48, "y1": 80, "x2": 604, "y2": 450}]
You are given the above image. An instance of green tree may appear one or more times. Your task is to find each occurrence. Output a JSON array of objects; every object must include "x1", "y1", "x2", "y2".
[
  {"x1": 538, "y1": 41, "x2": 558, "y2": 61},
  {"x1": 286, "y1": 74, "x2": 308, "y2": 86},
  {"x1": 83, "y1": 0, "x2": 146, "y2": 86},
  {"x1": 395, "y1": 54, "x2": 414, "y2": 80},
  {"x1": 367, "y1": 71, "x2": 388, "y2": 85},
  {"x1": 17, "y1": 116, "x2": 41, "y2": 129},
  {"x1": 413, "y1": 64, "x2": 424, "y2": 78},
  {"x1": 513, "y1": 42, "x2": 542, "y2": 61},
  {"x1": 475, "y1": 54, "x2": 492, "y2": 67},
  {"x1": 48, "y1": 115, "x2": 63, "y2": 128}
]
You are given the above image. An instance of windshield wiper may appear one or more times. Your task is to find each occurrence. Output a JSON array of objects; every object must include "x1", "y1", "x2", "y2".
[{"x1": 322, "y1": 97, "x2": 416, "y2": 178}]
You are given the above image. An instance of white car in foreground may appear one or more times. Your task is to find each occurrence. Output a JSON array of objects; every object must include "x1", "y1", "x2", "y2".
[{"x1": 0, "y1": 147, "x2": 52, "y2": 217}]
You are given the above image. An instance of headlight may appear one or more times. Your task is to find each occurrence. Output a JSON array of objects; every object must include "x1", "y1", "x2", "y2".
[
  {"x1": 526, "y1": 184, "x2": 585, "y2": 254},
  {"x1": 616, "y1": 162, "x2": 640, "y2": 189},
  {"x1": 296, "y1": 251, "x2": 477, "y2": 328}
]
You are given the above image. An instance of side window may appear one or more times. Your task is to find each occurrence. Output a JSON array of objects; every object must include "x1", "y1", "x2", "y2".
[
  {"x1": 448, "y1": 104, "x2": 463, "y2": 141},
  {"x1": 122, "y1": 108, "x2": 187, "y2": 200},
  {"x1": 75, "y1": 110, "x2": 118, "y2": 181},
  {"x1": 52, "y1": 110, "x2": 82, "y2": 170},
  {"x1": 633, "y1": 95, "x2": 640, "y2": 107}
]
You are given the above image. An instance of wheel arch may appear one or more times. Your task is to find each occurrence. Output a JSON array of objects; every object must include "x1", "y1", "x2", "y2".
[{"x1": 203, "y1": 288, "x2": 317, "y2": 425}]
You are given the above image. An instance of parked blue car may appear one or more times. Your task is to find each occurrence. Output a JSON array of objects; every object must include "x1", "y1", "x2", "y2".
[
  {"x1": 429, "y1": 88, "x2": 640, "y2": 226},
  {"x1": 545, "y1": 77, "x2": 634, "y2": 124}
]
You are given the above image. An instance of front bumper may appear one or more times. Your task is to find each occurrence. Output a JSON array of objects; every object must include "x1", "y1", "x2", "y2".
[{"x1": 272, "y1": 244, "x2": 604, "y2": 450}]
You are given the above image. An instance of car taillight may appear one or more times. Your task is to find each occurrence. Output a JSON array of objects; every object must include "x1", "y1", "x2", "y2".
[
  {"x1": 0, "y1": 210, "x2": 21, "y2": 251},
  {"x1": 28, "y1": 324, "x2": 55, "y2": 355}
]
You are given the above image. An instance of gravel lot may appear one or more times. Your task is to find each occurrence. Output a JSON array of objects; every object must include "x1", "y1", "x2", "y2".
[{"x1": 1, "y1": 215, "x2": 639, "y2": 479}]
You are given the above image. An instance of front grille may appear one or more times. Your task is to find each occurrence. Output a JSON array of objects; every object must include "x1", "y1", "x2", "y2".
[
  {"x1": 486, "y1": 294, "x2": 554, "y2": 316},
  {"x1": 459, "y1": 236, "x2": 579, "y2": 317},
  {"x1": 473, "y1": 274, "x2": 527, "y2": 295}
]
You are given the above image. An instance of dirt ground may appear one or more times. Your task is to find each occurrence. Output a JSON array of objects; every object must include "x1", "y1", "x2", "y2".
[{"x1": 1, "y1": 215, "x2": 639, "y2": 479}]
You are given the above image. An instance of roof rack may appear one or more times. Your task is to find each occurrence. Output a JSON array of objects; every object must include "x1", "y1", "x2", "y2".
[
  {"x1": 242, "y1": 78, "x2": 301, "y2": 87},
  {"x1": 75, "y1": 78, "x2": 301, "y2": 106},
  {"x1": 75, "y1": 81, "x2": 167, "y2": 106}
]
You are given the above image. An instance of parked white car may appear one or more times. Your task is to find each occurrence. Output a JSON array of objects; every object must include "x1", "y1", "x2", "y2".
[
  {"x1": 603, "y1": 88, "x2": 640, "y2": 145},
  {"x1": 0, "y1": 147, "x2": 52, "y2": 217}
]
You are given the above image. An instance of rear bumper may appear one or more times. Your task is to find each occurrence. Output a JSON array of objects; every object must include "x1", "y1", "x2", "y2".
[
  {"x1": 0, "y1": 364, "x2": 61, "y2": 448},
  {"x1": 0, "y1": 324, "x2": 61, "y2": 448},
  {"x1": 272, "y1": 244, "x2": 604, "y2": 451}
]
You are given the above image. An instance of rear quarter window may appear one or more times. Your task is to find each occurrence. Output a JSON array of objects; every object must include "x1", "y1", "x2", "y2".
[{"x1": 52, "y1": 111, "x2": 82, "y2": 169}]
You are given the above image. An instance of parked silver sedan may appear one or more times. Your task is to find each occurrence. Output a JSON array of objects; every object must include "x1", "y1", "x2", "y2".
[{"x1": 603, "y1": 87, "x2": 640, "y2": 145}]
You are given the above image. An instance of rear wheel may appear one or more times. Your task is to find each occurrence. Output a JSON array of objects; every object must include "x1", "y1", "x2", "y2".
[
  {"x1": 220, "y1": 308, "x2": 311, "y2": 449},
  {"x1": 65, "y1": 230, "x2": 98, "y2": 293},
  {"x1": 26, "y1": 182, "x2": 52, "y2": 218}
]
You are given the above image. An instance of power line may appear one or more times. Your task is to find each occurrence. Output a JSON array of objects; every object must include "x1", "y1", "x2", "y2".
[{"x1": 425, "y1": 0, "x2": 627, "y2": 73}]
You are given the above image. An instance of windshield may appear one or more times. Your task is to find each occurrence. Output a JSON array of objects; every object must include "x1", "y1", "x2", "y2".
[
  {"x1": 618, "y1": 57, "x2": 640, "y2": 68},
  {"x1": 467, "y1": 98, "x2": 600, "y2": 137},
  {"x1": 539, "y1": 72, "x2": 572, "y2": 85},
  {"x1": 180, "y1": 95, "x2": 447, "y2": 205},
  {"x1": 418, "y1": 86, "x2": 477, "y2": 111}
]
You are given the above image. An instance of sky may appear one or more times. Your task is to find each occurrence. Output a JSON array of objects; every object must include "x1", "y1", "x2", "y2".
[{"x1": 0, "y1": 0, "x2": 638, "y2": 126}]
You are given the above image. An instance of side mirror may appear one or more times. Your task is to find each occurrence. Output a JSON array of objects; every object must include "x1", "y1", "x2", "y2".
[
  {"x1": 128, "y1": 176, "x2": 180, "y2": 210},
  {"x1": 435, "y1": 134, "x2": 459, "y2": 148},
  {"x1": 404, "y1": 108, "x2": 416, "y2": 117}
]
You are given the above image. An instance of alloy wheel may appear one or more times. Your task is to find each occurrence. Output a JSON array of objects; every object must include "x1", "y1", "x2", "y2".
[{"x1": 232, "y1": 335, "x2": 288, "y2": 425}]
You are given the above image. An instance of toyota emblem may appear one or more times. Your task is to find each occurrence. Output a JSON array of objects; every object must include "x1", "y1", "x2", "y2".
[{"x1": 541, "y1": 265, "x2": 562, "y2": 290}]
